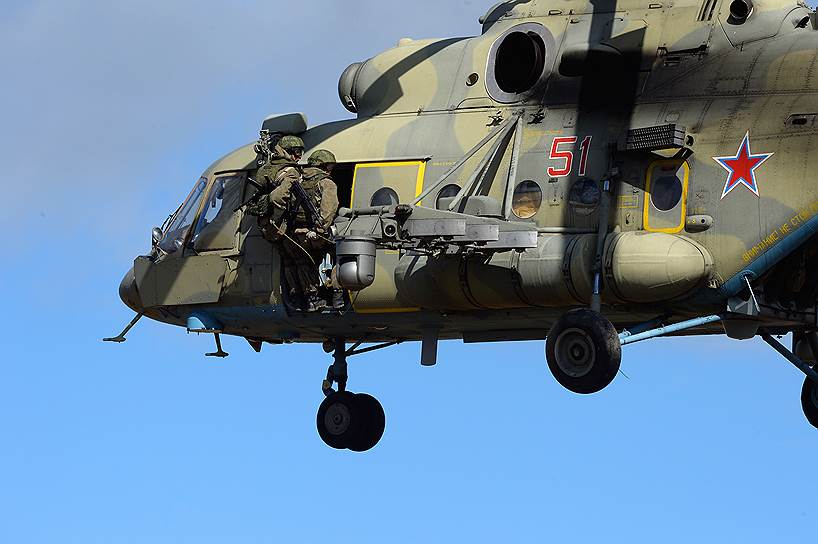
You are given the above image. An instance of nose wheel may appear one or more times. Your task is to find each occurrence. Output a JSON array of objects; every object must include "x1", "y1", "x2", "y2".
[
  {"x1": 546, "y1": 309, "x2": 622, "y2": 394},
  {"x1": 316, "y1": 337, "x2": 391, "y2": 452}
]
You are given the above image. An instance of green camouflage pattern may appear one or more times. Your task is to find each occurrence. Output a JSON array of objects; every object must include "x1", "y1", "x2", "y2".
[
  {"x1": 246, "y1": 156, "x2": 296, "y2": 217},
  {"x1": 125, "y1": 0, "x2": 818, "y2": 344},
  {"x1": 300, "y1": 166, "x2": 339, "y2": 228},
  {"x1": 278, "y1": 135, "x2": 305, "y2": 151},
  {"x1": 307, "y1": 149, "x2": 337, "y2": 166}
]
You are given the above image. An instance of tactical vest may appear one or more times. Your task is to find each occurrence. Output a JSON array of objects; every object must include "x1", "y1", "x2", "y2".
[
  {"x1": 247, "y1": 157, "x2": 296, "y2": 218},
  {"x1": 293, "y1": 167, "x2": 327, "y2": 224}
]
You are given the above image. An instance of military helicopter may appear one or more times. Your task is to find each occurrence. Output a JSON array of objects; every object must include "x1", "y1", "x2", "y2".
[{"x1": 108, "y1": 0, "x2": 818, "y2": 451}]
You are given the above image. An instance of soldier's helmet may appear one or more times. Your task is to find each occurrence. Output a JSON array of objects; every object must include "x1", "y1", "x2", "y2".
[
  {"x1": 307, "y1": 149, "x2": 337, "y2": 167},
  {"x1": 278, "y1": 135, "x2": 305, "y2": 152}
]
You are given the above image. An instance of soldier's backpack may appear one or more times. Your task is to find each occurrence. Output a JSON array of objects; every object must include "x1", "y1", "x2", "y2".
[{"x1": 246, "y1": 159, "x2": 294, "y2": 217}]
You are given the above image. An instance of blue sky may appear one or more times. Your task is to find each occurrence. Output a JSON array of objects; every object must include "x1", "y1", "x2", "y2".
[{"x1": 1, "y1": 1, "x2": 816, "y2": 542}]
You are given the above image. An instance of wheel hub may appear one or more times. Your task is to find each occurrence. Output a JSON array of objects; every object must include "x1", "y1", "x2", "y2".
[
  {"x1": 324, "y1": 402, "x2": 352, "y2": 436},
  {"x1": 554, "y1": 328, "x2": 596, "y2": 378}
]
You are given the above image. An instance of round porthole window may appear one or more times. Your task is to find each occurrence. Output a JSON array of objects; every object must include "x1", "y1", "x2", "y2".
[
  {"x1": 436, "y1": 184, "x2": 461, "y2": 209},
  {"x1": 512, "y1": 180, "x2": 543, "y2": 219},
  {"x1": 568, "y1": 178, "x2": 601, "y2": 217},
  {"x1": 486, "y1": 23, "x2": 556, "y2": 104},
  {"x1": 651, "y1": 175, "x2": 683, "y2": 212},
  {"x1": 370, "y1": 187, "x2": 400, "y2": 207}
]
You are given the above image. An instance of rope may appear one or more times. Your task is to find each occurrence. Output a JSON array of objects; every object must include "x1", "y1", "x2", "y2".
[{"x1": 282, "y1": 232, "x2": 317, "y2": 266}]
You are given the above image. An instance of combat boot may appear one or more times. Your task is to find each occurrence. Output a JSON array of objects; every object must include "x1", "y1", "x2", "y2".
[
  {"x1": 331, "y1": 289, "x2": 346, "y2": 310},
  {"x1": 307, "y1": 293, "x2": 327, "y2": 313},
  {"x1": 289, "y1": 293, "x2": 308, "y2": 312}
]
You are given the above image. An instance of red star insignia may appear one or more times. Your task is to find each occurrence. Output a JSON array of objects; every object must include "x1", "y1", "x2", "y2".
[{"x1": 714, "y1": 132, "x2": 773, "y2": 199}]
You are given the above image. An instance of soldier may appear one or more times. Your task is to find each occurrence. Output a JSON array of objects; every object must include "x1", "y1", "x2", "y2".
[
  {"x1": 302, "y1": 150, "x2": 344, "y2": 309},
  {"x1": 265, "y1": 134, "x2": 306, "y2": 220},
  {"x1": 276, "y1": 149, "x2": 341, "y2": 312},
  {"x1": 301, "y1": 149, "x2": 340, "y2": 233},
  {"x1": 246, "y1": 133, "x2": 314, "y2": 310},
  {"x1": 247, "y1": 133, "x2": 304, "y2": 243}
]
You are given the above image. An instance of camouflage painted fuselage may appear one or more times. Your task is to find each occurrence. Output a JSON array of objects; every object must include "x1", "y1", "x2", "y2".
[{"x1": 127, "y1": 0, "x2": 818, "y2": 346}]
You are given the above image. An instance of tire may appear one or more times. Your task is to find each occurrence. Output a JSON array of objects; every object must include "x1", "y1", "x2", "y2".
[
  {"x1": 546, "y1": 309, "x2": 622, "y2": 394},
  {"x1": 317, "y1": 391, "x2": 360, "y2": 449},
  {"x1": 801, "y1": 377, "x2": 818, "y2": 429},
  {"x1": 348, "y1": 393, "x2": 386, "y2": 453}
]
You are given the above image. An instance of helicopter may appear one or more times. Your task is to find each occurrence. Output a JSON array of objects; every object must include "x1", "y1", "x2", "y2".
[{"x1": 108, "y1": 0, "x2": 818, "y2": 451}]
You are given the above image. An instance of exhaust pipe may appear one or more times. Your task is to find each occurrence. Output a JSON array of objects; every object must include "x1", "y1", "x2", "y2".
[{"x1": 729, "y1": 0, "x2": 753, "y2": 24}]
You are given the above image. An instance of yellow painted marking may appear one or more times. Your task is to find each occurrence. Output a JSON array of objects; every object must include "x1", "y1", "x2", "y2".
[
  {"x1": 355, "y1": 160, "x2": 424, "y2": 169},
  {"x1": 643, "y1": 160, "x2": 690, "y2": 234},
  {"x1": 348, "y1": 160, "x2": 428, "y2": 314},
  {"x1": 415, "y1": 160, "x2": 427, "y2": 204},
  {"x1": 350, "y1": 160, "x2": 427, "y2": 207},
  {"x1": 618, "y1": 195, "x2": 640, "y2": 209},
  {"x1": 742, "y1": 198, "x2": 818, "y2": 263}
]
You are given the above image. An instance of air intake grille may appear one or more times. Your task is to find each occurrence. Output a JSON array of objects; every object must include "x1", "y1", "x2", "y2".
[{"x1": 623, "y1": 124, "x2": 687, "y2": 151}]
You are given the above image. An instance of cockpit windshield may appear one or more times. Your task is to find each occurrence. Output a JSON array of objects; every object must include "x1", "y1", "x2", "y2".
[{"x1": 158, "y1": 176, "x2": 208, "y2": 253}]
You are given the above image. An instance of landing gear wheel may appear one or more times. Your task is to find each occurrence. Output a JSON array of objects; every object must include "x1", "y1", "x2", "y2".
[
  {"x1": 801, "y1": 377, "x2": 818, "y2": 429},
  {"x1": 317, "y1": 391, "x2": 359, "y2": 449},
  {"x1": 546, "y1": 309, "x2": 621, "y2": 394},
  {"x1": 317, "y1": 337, "x2": 389, "y2": 451},
  {"x1": 348, "y1": 393, "x2": 386, "y2": 453}
]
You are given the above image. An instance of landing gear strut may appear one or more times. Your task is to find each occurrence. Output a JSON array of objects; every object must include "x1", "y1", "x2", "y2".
[
  {"x1": 316, "y1": 337, "x2": 391, "y2": 452},
  {"x1": 546, "y1": 309, "x2": 622, "y2": 394},
  {"x1": 547, "y1": 170, "x2": 622, "y2": 394},
  {"x1": 760, "y1": 331, "x2": 818, "y2": 430}
]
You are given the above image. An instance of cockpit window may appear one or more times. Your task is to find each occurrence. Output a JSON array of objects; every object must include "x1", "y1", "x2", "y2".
[
  {"x1": 192, "y1": 174, "x2": 243, "y2": 250},
  {"x1": 158, "y1": 176, "x2": 208, "y2": 253},
  {"x1": 195, "y1": 176, "x2": 229, "y2": 232}
]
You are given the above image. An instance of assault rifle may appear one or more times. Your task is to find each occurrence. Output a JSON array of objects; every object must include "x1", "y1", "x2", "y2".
[{"x1": 280, "y1": 175, "x2": 324, "y2": 229}]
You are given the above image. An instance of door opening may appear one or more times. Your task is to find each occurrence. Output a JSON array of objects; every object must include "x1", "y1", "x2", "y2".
[{"x1": 332, "y1": 163, "x2": 355, "y2": 209}]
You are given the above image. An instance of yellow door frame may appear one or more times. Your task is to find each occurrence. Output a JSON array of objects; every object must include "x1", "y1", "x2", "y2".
[
  {"x1": 643, "y1": 160, "x2": 690, "y2": 234},
  {"x1": 350, "y1": 160, "x2": 427, "y2": 206},
  {"x1": 349, "y1": 160, "x2": 427, "y2": 314}
]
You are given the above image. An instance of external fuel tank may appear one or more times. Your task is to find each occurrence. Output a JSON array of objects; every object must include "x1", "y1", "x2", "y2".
[{"x1": 391, "y1": 232, "x2": 713, "y2": 311}]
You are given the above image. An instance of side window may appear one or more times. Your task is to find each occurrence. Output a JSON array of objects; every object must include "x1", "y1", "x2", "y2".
[
  {"x1": 644, "y1": 161, "x2": 689, "y2": 233},
  {"x1": 512, "y1": 180, "x2": 543, "y2": 220},
  {"x1": 371, "y1": 187, "x2": 400, "y2": 207},
  {"x1": 352, "y1": 161, "x2": 427, "y2": 208},
  {"x1": 193, "y1": 174, "x2": 243, "y2": 251},
  {"x1": 436, "y1": 184, "x2": 461, "y2": 210}
]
